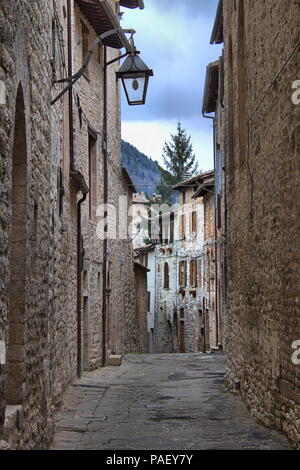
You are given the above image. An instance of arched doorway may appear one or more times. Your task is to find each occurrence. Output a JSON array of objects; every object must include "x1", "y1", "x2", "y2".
[{"x1": 7, "y1": 83, "x2": 27, "y2": 405}]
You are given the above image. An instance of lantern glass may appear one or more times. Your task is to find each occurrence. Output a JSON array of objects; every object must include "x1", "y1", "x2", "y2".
[
  {"x1": 122, "y1": 74, "x2": 147, "y2": 105},
  {"x1": 116, "y1": 53, "x2": 153, "y2": 106}
]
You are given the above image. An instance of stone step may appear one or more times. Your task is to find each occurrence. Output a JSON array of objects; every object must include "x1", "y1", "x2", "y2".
[{"x1": 107, "y1": 354, "x2": 122, "y2": 366}]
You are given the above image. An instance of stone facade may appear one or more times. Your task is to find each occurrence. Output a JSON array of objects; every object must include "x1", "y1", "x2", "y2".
[
  {"x1": 0, "y1": 0, "x2": 145, "y2": 449},
  {"x1": 133, "y1": 261, "x2": 149, "y2": 353},
  {"x1": 153, "y1": 172, "x2": 219, "y2": 354},
  {"x1": 209, "y1": 0, "x2": 300, "y2": 448},
  {"x1": 134, "y1": 244, "x2": 156, "y2": 352}
]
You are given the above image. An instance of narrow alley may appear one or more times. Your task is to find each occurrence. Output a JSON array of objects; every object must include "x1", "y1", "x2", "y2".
[{"x1": 51, "y1": 353, "x2": 290, "y2": 450}]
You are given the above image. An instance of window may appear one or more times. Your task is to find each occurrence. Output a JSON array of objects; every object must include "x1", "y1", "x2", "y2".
[
  {"x1": 159, "y1": 212, "x2": 163, "y2": 244},
  {"x1": 164, "y1": 262, "x2": 169, "y2": 289},
  {"x1": 88, "y1": 132, "x2": 97, "y2": 221},
  {"x1": 81, "y1": 21, "x2": 89, "y2": 76},
  {"x1": 180, "y1": 214, "x2": 185, "y2": 239},
  {"x1": 190, "y1": 259, "x2": 197, "y2": 288},
  {"x1": 170, "y1": 212, "x2": 174, "y2": 243},
  {"x1": 191, "y1": 211, "x2": 197, "y2": 233},
  {"x1": 147, "y1": 292, "x2": 151, "y2": 311},
  {"x1": 179, "y1": 260, "x2": 187, "y2": 287}
]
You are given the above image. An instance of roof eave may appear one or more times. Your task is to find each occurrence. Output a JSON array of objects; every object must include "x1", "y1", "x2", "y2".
[
  {"x1": 75, "y1": 0, "x2": 130, "y2": 50},
  {"x1": 210, "y1": 0, "x2": 224, "y2": 45},
  {"x1": 119, "y1": 0, "x2": 144, "y2": 9},
  {"x1": 122, "y1": 167, "x2": 136, "y2": 192},
  {"x1": 172, "y1": 170, "x2": 215, "y2": 190},
  {"x1": 202, "y1": 61, "x2": 219, "y2": 115}
]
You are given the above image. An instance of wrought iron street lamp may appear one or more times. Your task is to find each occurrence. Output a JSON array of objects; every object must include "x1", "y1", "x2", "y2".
[
  {"x1": 116, "y1": 51, "x2": 153, "y2": 105},
  {"x1": 51, "y1": 29, "x2": 153, "y2": 106}
]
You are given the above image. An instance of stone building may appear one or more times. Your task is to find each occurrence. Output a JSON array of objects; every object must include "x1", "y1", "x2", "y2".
[
  {"x1": 134, "y1": 244, "x2": 156, "y2": 352},
  {"x1": 209, "y1": 0, "x2": 300, "y2": 448},
  {"x1": 133, "y1": 256, "x2": 150, "y2": 354},
  {"x1": 154, "y1": 171, "x2": 219, "y2": 354},
  {"x1": 202, "y1": 59, "x2": 227, "y2": 349},
  {"x1": 0, "y1": 0, "x2": 146, "y2": 449}
]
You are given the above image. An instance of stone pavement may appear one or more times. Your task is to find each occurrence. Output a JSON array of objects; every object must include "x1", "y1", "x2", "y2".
[{"x1": 51, "y1": 353, "x2": 290, "y2": 450}]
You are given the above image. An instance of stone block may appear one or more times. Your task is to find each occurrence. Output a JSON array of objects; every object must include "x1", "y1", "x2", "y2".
[{"x1": 107, "y1": 354, "x2": 122, "y2": 366}]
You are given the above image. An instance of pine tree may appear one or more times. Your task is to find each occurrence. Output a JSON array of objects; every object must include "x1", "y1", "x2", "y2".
[
  {"x1": 162, "y1": 121, "x2": 198, "y2": 182},
  {"x1": 154, "y1": 173, "x2": 177, "y2": 205}
]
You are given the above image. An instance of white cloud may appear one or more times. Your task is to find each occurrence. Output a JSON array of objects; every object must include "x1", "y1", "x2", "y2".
[{"x1": 120, "y1": 1, "x2": 220, "y2": 174}]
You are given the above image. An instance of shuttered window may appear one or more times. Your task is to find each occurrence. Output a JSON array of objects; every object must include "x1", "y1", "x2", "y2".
[
  {"x1": 164, "y1": 262, "x2": 169, "y2": 289},
  {"x1": 179, "y1": 260, "x2": 187, "y2": 287},
  {"x1": 191, "y1": 211, "x2": 197, "y2": 233},
  {"x1": 190, "y1": 259, "x2": 197, "y2": 287}
]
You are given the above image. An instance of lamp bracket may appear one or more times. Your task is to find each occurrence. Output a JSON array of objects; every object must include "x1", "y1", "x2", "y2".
[{"x1": 51, "y1": 28, "x2": 136, "y2": 106}]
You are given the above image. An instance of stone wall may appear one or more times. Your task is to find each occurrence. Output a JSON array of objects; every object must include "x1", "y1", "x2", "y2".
[
  {"x1": 0, "y1": 0, "x2": 67, "y2": 448},
  {"x1": 134, "y1": 263, "x2": 149, "y2": 353},
  {"x1": 203, "y1": 191, "x2": 218, "y2": 349},
  {"x1": 0, "y1": 0, "x2": 139, "y2": 449},
  {"x1": 222, "y1": 0, "x2": 300, "y2": 448},
  {"x1": 154, "y1": 249, "x2": 178, "y2": 353}
]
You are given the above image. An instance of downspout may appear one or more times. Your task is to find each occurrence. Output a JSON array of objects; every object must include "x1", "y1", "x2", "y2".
[
  {"x1": 203, "y1": 113, "x2": 219, "y2": 348},
  {"x1": 101, "y1": 45, "x2": 109, "y2": 366},
  {"x1": 67, "y1": 0, "x2": 74, "y2": 169},
  {"x1": 77, "y1": 191, "x2": 87, "y2": 378}
]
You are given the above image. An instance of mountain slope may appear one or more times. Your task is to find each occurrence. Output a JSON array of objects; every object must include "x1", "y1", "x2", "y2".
[{"x1": 121, "y1": 140, "x2": 165, "y2": 197}]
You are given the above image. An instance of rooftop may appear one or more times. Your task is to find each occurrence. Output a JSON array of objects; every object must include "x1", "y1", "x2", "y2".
[
  {"x1": 75, "y1": 0, "x2": 130, "y2": 49},
  {"x1": 119, "y1": 0, "x2": 144, "y2": 9},
  {"x1": 210, "y1": 0, "x2": 224, "y2": 45},
  {"x1": 202, "y1": 60, "x2": 219, "y2": 115},
  {"x1": 172, "y1": 170, "x2": 215, "y2": 190},
  {"x1": 122, "y1": 166, "x2": 136, "y2": 192}
]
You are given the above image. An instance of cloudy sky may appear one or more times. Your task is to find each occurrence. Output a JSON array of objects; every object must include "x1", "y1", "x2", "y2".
[{"x1": 120, "y1": 0, "x2": 222, "y2": 172}]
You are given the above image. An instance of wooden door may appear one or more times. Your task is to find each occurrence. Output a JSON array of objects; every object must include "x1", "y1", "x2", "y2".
[{"x1": 179, "y1": 309, "x2": 185, "y2": 353}]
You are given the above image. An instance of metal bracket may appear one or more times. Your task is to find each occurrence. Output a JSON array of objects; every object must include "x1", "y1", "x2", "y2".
[{"x1": 51, "y1": 28, "x2": 136, "y2": 106}]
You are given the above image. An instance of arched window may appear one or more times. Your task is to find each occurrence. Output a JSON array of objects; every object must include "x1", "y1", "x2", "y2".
[{"x1": 164, "y1": 262, "x2": 169, "y2": 289}]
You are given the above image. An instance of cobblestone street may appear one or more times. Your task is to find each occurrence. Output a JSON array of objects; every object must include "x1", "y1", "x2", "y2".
[{"x1": 51, "y1": 353, "x2": 290, "y2": 450}]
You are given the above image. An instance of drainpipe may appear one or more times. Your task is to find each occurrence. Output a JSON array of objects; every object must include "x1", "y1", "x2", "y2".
[
  {"x1": 67, "y1": 0, "x2": 74, "y2": 169},
  {"x1": 77, "y1": 190, "x2": 87, "y2": 378},
  {"x1": 101, "y1": 45, "x2": 109, "y2": 366},
  {"x1": 203, "y1": 113, "x2": 219, "y2": 348},
  {"x1": 202, "y1": 297, "x2": 206, "y2": 353}
]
